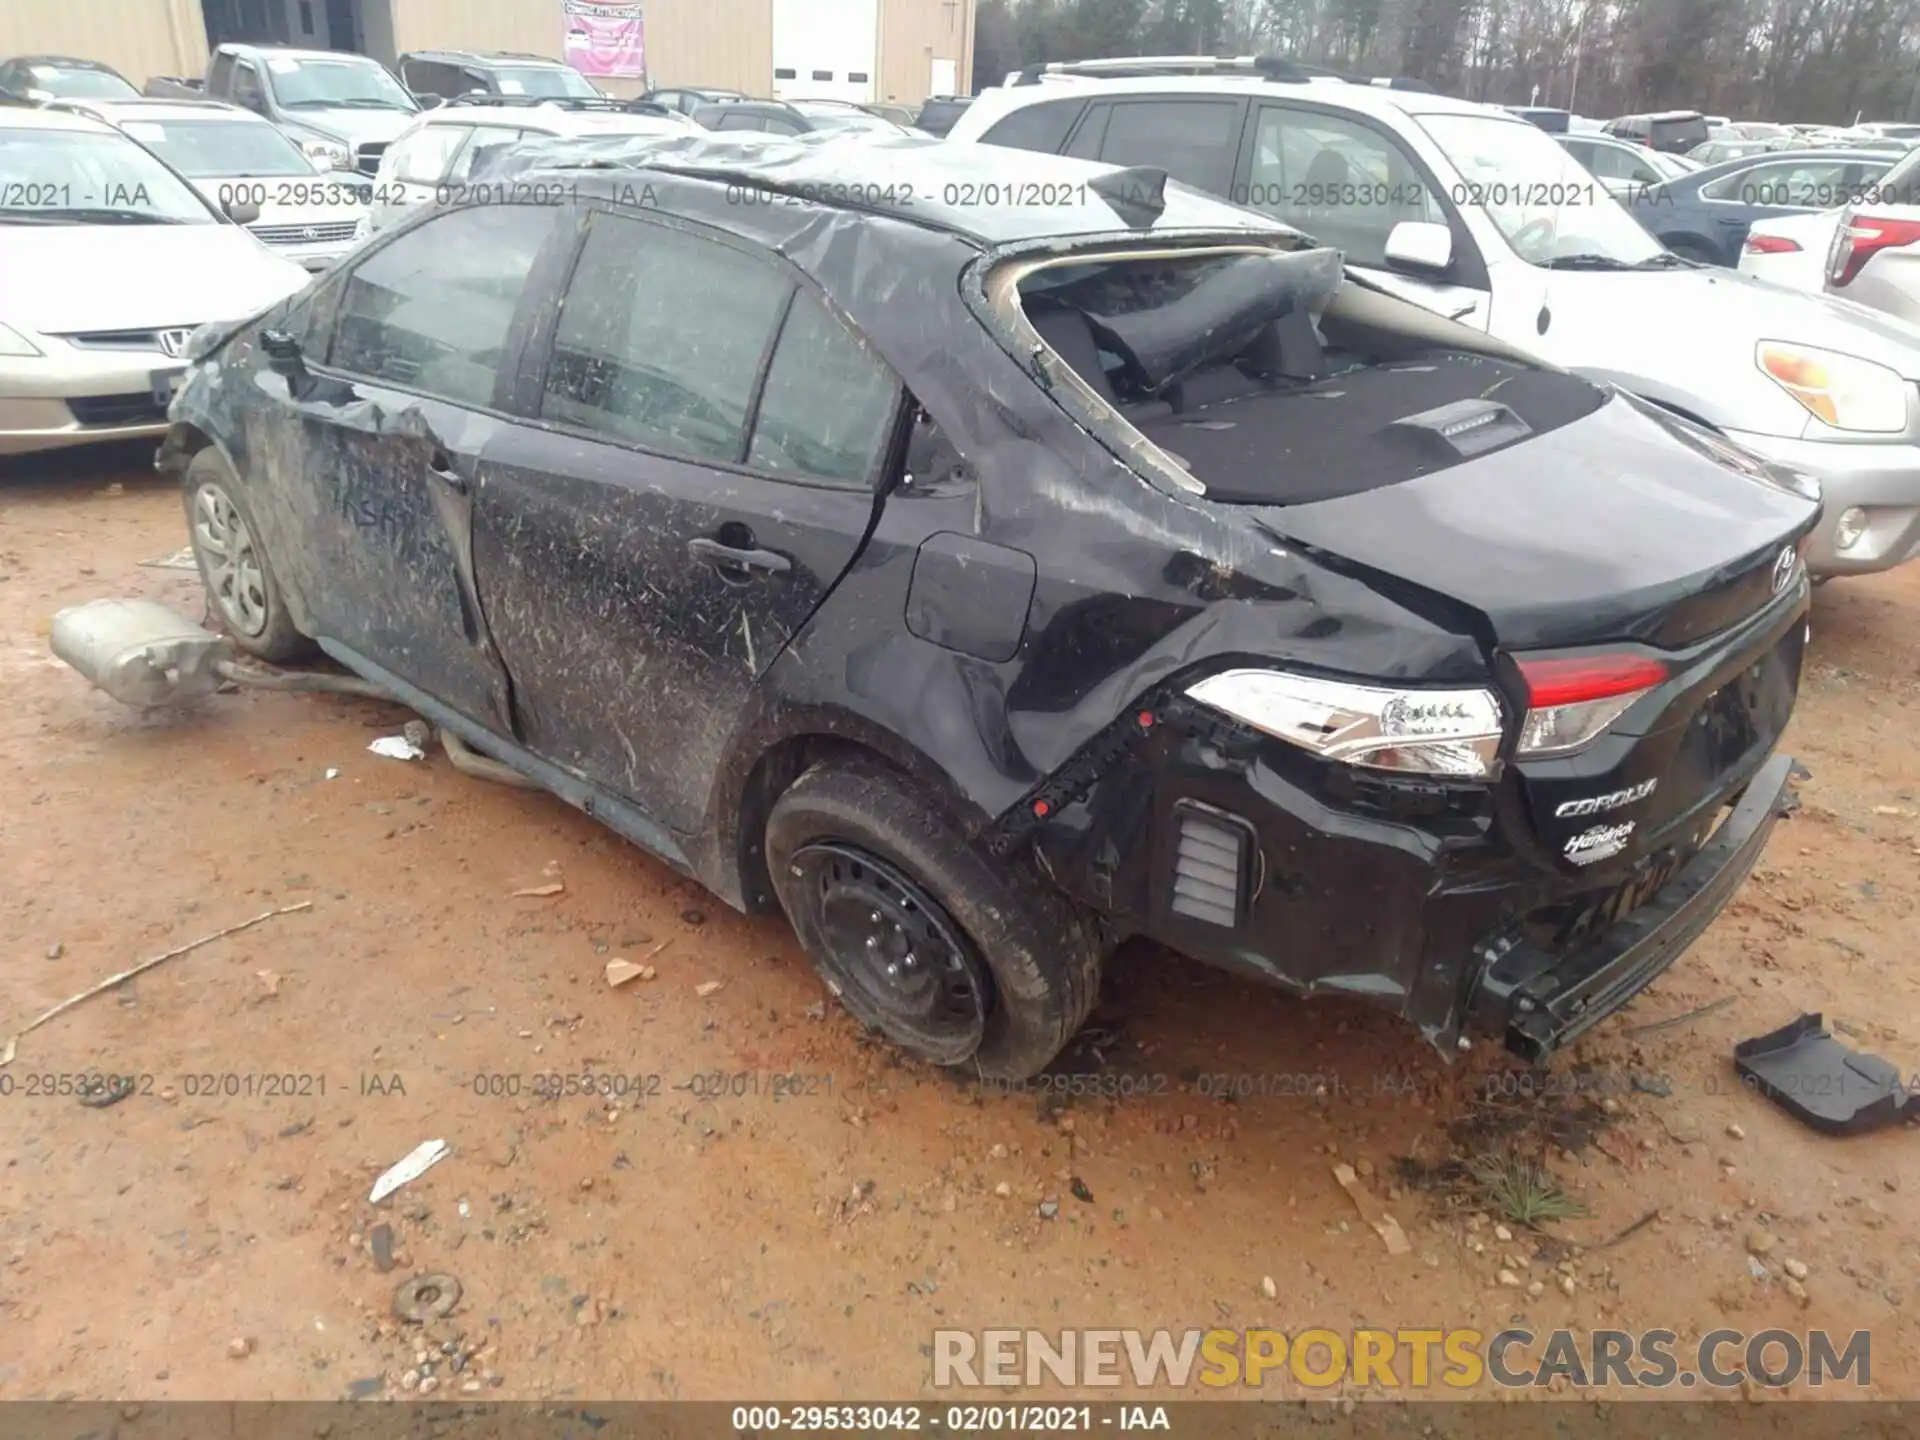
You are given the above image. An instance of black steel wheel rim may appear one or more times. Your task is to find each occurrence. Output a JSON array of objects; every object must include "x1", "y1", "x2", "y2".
[{"x1": 788, "y1": 842, "x2": 989, "y2": 1063}]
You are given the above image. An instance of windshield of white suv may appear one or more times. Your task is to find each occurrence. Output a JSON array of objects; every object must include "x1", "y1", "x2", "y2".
[
  {"x1": 268, "y1": 56, "x2": 417, "y2": 111},
  {"x1": 123, "y1": 117, "x2": 315, "y2": 178},
  {"x1": 1419, "y1": 113, "x2": 1672, "y2": 268},
  {"x1": 491, "y1": 65, "x2": 599, "y2": 98},
  {"x1": 0, "y1": 126, "x2": 216, "y2": 223}
]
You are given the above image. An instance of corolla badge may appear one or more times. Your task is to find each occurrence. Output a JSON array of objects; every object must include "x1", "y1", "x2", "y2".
[
  {"x1": 1555, "y1": 778, "x2": 1657, "y2": 819},
  {"x1": 1565, "y1": 821, "x2": 1635, "y2": 866},
  {"x1": 1771, "y1": 545, "x2": 1798, "y2": 593}
]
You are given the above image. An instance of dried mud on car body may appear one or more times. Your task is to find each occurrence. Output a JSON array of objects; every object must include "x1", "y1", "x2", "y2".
[{"x1": 1, "y1": 466, "x2": 1917, "y2": 1401}]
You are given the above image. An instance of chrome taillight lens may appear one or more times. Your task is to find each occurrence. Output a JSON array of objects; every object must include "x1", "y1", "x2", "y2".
[
  {"x1": 1514, "y1": 654, "x2": 1668, "y2": 758},
  {"x1": 1185, "y1": 670, "x2": 1505, "y2": 778}
]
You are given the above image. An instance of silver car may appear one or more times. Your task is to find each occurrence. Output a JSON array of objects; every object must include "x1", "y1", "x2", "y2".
[
  {"x1": 43, "y1": 97, "x2": 367, "y2": 272},
  {"x1": 0, "y1": 107, "x2": 312, "y2": 455},
  {"x1": 951, "y1": 65, "x2": 1920, "y2": 576}
]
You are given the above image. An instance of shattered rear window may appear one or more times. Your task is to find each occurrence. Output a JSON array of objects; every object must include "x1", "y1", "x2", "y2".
[{"x1": 1011, "y1": 248, "x2": 1606, "y2": 505}]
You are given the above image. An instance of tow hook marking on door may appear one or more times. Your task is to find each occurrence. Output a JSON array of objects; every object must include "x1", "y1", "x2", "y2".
[
  {"x1": 1555, "y1": 778, "x2": 1658, "y2": 818},
  {"x1": 1565, "y1": 821, "x2": 1635, "y2": 865}
]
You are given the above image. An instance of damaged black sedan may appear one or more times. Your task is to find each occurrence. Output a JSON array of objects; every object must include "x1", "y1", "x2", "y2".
[{"x1": 157, "y1": 132, "x2": 1818, "y2": 1079}]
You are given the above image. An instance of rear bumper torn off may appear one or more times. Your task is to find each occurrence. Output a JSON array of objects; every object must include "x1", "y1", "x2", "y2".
[{"x1": 1465, "y1": 752, "x2": 1796, "y2": 1062}]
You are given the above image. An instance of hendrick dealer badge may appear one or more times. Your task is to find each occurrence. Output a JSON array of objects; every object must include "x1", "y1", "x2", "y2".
[{"x1": 1565, "y1": 821, "x2": 1635, "y2": 866}]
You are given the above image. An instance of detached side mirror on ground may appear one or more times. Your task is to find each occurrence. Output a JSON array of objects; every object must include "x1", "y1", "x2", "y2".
[
  {"x1": 1384, "y1": 220, "x2": 1453, "y2": 274},
  {"x1": 224, "y1": 196, "x2": 261, "y2": 226}
]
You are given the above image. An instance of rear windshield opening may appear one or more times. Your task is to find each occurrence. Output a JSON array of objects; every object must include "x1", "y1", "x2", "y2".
[{"x1": 1014, "y1": 249, "x2": 1605, "y2": 505}]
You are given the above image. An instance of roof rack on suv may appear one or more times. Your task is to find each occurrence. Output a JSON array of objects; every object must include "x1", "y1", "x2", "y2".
[
  {"x1": 1010, "y1": 54, "x2": 1350, "y2": 86},
  {"x1": 449, "y1": 92, "x2": 671, "y2": 116}
]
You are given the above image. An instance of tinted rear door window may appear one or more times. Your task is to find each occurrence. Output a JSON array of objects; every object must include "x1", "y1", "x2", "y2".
[
  {"x1": 541, "y1": 211, "x2": 793, "y2": 464},
  {"x1": 1095, "y1": 99, "x2": 1243, "y2": 196},
  {"x1": 980, "y1": 97, "x2": 1086, "y2": 154},
  {"x1": 747, "y1": 293, "x2": 899, "y2": 488}
]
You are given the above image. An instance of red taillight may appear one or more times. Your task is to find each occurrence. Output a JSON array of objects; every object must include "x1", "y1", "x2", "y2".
[
  {"x1": 1829, "y1": 213, "x2": 1920, "y2": 287},
  {"x1": 1744, "y1": 233, "x2": 1801, "y2": 255},
  {"x1": 1517, "y1": 655, "x2": 1669, "y2": 707}
]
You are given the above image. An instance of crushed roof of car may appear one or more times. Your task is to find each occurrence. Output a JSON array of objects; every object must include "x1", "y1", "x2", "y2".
[{"x1": 486, "y1": 129, "x2": 1303, "y2": 247}]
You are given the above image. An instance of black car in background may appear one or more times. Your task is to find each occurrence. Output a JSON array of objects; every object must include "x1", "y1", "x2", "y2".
[
  {"x1": 162, "y1": 133, "x2": 1814, "y2": 1078},
  {"x1": 1626, "y1": 147, "x2": 1898, "y2": 265},
  {"x1": 398, "y1": 50, "x2": 601, "y2": 105},
  {"x1": 693, "y1": 99, "x2": 907, "y2": 135},
  {"x1": 1506, "y1": 105, "x2": 1571, "y2": 133},
  {"x1": 1605, "y1": 109, "x2": 1711, "y2": 154},
  {"x1": 644, "y1": 86, "x2": 749, "y2": 117},
  {"x1": 913, "y1": 94, "x2": 973, "y2": 136},
  {"x1": 0, "y1": 55, "x2": 139, "y2": 105}
]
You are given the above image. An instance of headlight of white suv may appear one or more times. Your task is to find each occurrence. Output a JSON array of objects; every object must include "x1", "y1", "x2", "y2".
[
  {"x1": 1186, "y1": 670, "x2": 1506, "y2": 779},
  {"x1": 301, "y1": 138, "x2": 353, "y2": 171},
  {"x1": 0, "y1": 321, "x2": 44, "y2": 358},
  {"x1": 1757, "y1": 342, "x2": 1909, "y2": 434}
]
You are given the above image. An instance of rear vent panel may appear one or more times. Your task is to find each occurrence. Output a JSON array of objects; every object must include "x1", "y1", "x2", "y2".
[{"x1": 1169, "y1": 802, "x2": 1251, "y2": 927}]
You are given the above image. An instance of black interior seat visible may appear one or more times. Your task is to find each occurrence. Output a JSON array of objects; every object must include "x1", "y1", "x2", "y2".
[{"x1": 1030, "y1": 307, "x2": 1118, "y2": 405}]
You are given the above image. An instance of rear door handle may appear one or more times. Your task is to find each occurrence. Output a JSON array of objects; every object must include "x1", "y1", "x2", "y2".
[{"x1": 688, "y1": 537, "x2": 791, "y2": 575}]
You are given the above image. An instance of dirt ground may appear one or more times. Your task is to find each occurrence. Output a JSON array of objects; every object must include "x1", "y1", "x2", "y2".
[{"x1": 1, "y1": 445, "x2": 1916, "y2": 1405}]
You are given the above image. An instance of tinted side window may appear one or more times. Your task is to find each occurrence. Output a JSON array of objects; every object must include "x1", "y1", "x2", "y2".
[
  {"x1": 209, "y1": 53, "x2": 235, "y2": 92},
  {"x1": 1245, "y1": 106, "x2": 1445, "y2": 266},
  {"x1": 718, "y1": 110, "x2": 764, "y2": 131},
  {"x1": 329, "y1": 204, "x2": 556, "y2": 407},
  {"x1": 232, "y1": 62, "x2": 266, "y2": 113},
  {"x1": 1064, "y1": 103, "x2": 1109, "y2": 160},
  {"x1": 748, "y1": 293, "x2": 899, "y2": 488},
  {"x1": 765, "y1": 115, "x2": 805, "y2": 135},
  {"x1": 542, "y1": 212, "x2": 793, "y2": 463},
  {"x1": 1096, "y1": 100, "x2": 1241, "y2": 196},
  {"x1": 1702, "y1": 159, "x2": 1850, "y2": 204},
  {"x1": 980, "y1": 97, "x2": 1087, "y2": 155}
]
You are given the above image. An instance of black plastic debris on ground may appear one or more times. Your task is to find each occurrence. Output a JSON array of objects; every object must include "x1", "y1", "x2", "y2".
[{"x1": 1733, "y1": 1012, "x2": 1916, "y2": 1136}]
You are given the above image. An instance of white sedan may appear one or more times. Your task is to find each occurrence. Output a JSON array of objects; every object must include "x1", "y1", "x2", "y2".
[
  {"x1": 1738, "y1": 208, "x2": 1845, "y2": 291},
  {"x1": 1, "y1": 107, "x2": 312, "y2": 455}
]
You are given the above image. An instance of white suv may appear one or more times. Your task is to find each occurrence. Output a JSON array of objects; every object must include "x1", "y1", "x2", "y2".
[
  {"x1": 947, "y1": 58, "x2": 1920, "y2": 577},
  {"x1": 367, "y1": 95, "x2": 695, "y2": 233}
]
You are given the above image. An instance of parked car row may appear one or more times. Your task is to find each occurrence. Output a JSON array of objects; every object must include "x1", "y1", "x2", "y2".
[
  {"x1": 10, "y1": 43, "x2": 1920, "y2": 581},
  {"x1": 143, "y1": 126, "x2": 1816, "y2": 1086}
]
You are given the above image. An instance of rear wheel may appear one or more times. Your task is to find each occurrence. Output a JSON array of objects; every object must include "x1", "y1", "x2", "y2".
[
  {"x1": 766, "y1": 758, "x2": 1102, "y2": 1081},
  {"x1": 182, "y1": 447, "x2": 312, "y2": 662}
]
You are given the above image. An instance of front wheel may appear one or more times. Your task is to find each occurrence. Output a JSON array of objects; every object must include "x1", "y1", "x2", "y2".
[
  {"x1": 766, "y1": 759, "x2": 1103, "y2": 1081},
  {"x1": 182, "y1": 446, "x2": 312, "y2": 662}
]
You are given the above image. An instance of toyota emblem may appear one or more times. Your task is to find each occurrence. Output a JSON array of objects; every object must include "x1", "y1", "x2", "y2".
[
  {"x1": 1771, "y1": 545, "x2": 1797, "y2": 593},
  {"x1": 302, "y1": 226, "x2": 319, "y2": 241}
]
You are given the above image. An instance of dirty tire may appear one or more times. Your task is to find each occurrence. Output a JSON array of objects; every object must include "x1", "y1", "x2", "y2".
[
  {"x1": 182, "y1": 446, "x2": 312, "y2": 662},
  {"x1": 766, "y1": 759, "x2": 1102, "y2": 1082}
]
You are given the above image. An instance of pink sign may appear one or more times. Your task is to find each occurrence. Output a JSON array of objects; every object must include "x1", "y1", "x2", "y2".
[{"x1": 562, "y1": 0, "x2": 646, "y2": 79}]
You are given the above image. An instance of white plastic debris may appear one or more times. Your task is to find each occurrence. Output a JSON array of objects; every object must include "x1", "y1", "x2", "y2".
[
  {"x1": 369, "y1": 734, "x2": 425, "y2": 761},
  {"x1": 370, "y1": 1139, "x2": 449, "y2": 1204}
]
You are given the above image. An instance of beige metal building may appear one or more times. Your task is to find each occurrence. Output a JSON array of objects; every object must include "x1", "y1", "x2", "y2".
[{"x1": 2, "y1": 0, "x2": 973, "y2": 107}]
